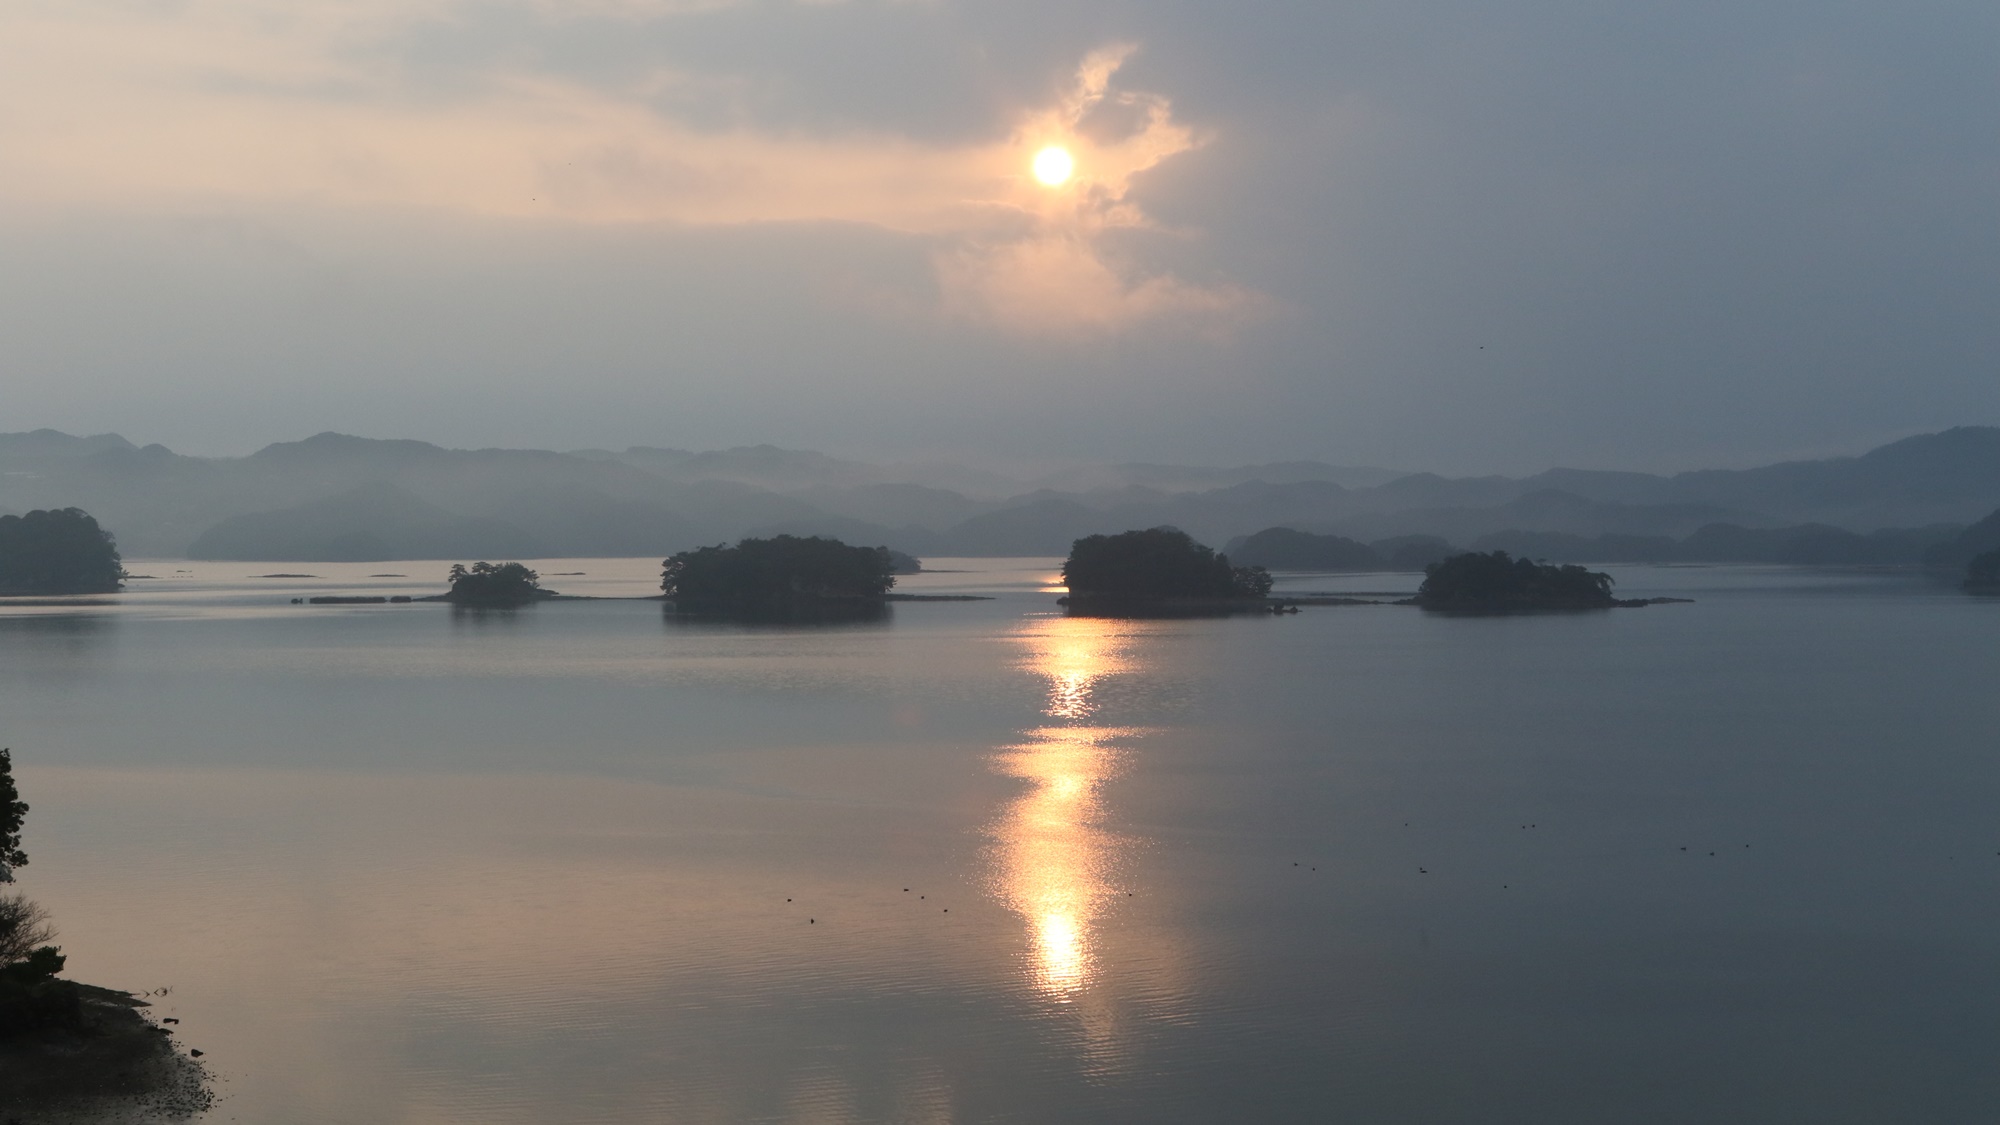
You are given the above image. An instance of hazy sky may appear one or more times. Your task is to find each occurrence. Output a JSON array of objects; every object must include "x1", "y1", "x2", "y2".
[{"x1": 3, "y1": 1, "x2": 1997, "y2": 474}]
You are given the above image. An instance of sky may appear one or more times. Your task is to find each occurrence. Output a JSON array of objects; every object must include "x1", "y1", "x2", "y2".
[{"x1": 2, "y1": 0, "x2": 1997, "y2": 475}]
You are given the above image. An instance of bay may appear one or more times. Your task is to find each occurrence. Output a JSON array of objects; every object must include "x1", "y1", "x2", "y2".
[{"x1": 3, "y1": 559, "x2": 1997, "y2": 1123}]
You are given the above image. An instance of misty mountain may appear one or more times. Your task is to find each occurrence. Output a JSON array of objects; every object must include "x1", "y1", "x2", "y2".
[
  {"x1": 1920, "y1": 507, "x2": 2000, "y2": 571},
  {"x1": 790, "y1": 482, "x2": 998, "y2": 532},
  {"x1": 189, "y1": 483, "x2": 547, "y2": 562},
  {"x1": 3, "y1": 425, "x2": 1998, "y2": 561},
  {"x1": 1223, "y1": 528, "x2": 1384, "y2": 571},
  {"x1": 1523, "y1": 427, "x2": 2000, "y2": 529},
  {"x1": 1305, "y1": 490, "x2": 1767, "y2": 545},
  {"x1": 1027, "y1": 461, "x2": 1406, "y2": 494},
  {"x1": 0, "y1": 429, "x2": 138, "y2": 462},
  {"x1": 582, "y1": 444, "x2": 1023, "y2": 499}
]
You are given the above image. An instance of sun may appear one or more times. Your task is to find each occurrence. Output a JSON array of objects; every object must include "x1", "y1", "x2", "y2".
[{"x1": 1032, "y1": 146, "x2": 1075, "y2": 187}]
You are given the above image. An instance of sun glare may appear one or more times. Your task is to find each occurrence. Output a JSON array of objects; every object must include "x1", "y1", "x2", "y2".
[{"x1": 1032, "y1": 146, "x2": 1075, "y2": 187}]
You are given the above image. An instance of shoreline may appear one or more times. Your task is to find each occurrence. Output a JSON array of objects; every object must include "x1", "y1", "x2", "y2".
[{"x1": 0, "y1": 982, "x2": 212, "y2": 1119}]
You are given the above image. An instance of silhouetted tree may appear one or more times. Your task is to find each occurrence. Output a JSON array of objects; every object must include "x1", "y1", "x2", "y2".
[
  {"x1": 445, "y1": 561, "x2": 547, "y2": 605},
  {"x1": 0, "y1": 749, "x2": 25, "y2": 883},
  {"x1": 662, "y1": 535, "x2": 896, "y2": 614},
  {"x1": 1417, "y1": 550, "x2": 1617, "y2": 609},
  {"x1": 0, "y1": 746, "x2": 61, "y2": 1007},
  {"x1": 1062, "y1": 527, "x2": 1271, "y2": 600},
  {"x1": 0, "y1": 509, "x2": 124, "y2": 596},
  {"x1": 0, "y1": 897, "x2": 54, "y2": 965}
]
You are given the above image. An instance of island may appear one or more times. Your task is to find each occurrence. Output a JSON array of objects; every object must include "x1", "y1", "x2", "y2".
[
  {"x1": 444, "y1": 561, "x2": 557, "y2": 606},
  {"x1": 0, "y1": 508, "x2": 125, "y2": 595},
  {"x1": 1059, "y1": 527, "x2": 1274, "y2": 615},
  {"x1": 1408, "y1": 550, "x2": 1683, "y2": 611},
  {"x1": 662, "y1": 535, "x2": 899, "y2": 619},
  {"x1": 1967, "y1": 549, "x2": 2000, "y2": 594},
  {"x1": 0, "y1": 748, "x2": 210, "y2": 1117}
]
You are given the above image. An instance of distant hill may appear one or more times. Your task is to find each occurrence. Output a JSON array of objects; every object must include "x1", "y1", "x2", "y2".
[
  {"x1": 1921, "y1": 506, "x2": 2000, "y2": 571},
  {"x1": 0, "y1": 429, "x2": 137, "y2": 461},
  {"x1": 188, "y1": 484, "x2": 546, "y2": 561},
  {"x1": 1500, "y1": 427, "x2": 2000, "y2": 529},
  {"x1": 1224, "y1": 528, "x2": 1383, "y2": 571},
  {"x1": 2, "y1": 425, "x2": 1996, "y2": 560},
  {"x1": 1030, "y1": 460, "x2": 1406, "y2": 494}
]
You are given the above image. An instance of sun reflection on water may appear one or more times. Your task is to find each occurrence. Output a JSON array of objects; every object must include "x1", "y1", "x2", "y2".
[{"x1": 988, "y1": 617, "x2": 1139, "y2": 1001}]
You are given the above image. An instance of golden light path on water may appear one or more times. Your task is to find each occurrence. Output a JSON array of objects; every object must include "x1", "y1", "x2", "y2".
[{"x1": 988, "y1": 615, "x2": 1138, "y2": 1000}]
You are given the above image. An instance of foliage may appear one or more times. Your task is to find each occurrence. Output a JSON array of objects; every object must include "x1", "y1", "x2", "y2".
[
  {"x1": 1417, "y1": 550, "x2": 1617, "y2": 609},
  {"x1": 0, "y1": 750, "x2": 66, "y2": 1040},
  {"x1": 446, "y1": 561, "x2": 546, "y2": 605},
  {"x1": 0, "y1": 947, "x2": 79, "y2": 1039},
  {"x1": 1968, "y1": 549, "x2": 2000, "y2": 591},
  {"x1": 0, "y1": 946, "x2": 62, "y2": 984},
  {"x1": 662, "y1": 535, "x2": 897, "y2": 614},
  {"x1": 0, "y1": 896, "x2": 56, "y2": 964},
  {"x1": 0, "y1": 509, "x2": 124, "y2": 596},
  {"x1": 1062, "y1": 527, "x2": 1272, "y2": 600},
  {"x1": 0, "y1": 749, "x2": 24, "y2": 883}
]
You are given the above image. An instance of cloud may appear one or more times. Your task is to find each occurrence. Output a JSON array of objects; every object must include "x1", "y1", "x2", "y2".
[
  {"x1": 936, "y1": 237, "x2": 1271, "y2": 338},
  {"x1": 920, "y1": 45, "x2": 1272, "y2": 336},
  {"x1": 0, "y1": 3, "x2": 1261, "y2": 337}
]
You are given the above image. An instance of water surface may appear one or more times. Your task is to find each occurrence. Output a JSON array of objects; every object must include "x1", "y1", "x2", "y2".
[{"x1": 4, "y1": 560, "x2": 1997, "y2": 1122}]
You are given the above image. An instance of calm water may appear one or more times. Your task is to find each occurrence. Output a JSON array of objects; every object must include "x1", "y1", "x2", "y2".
[{"x1": 3, "y1": 560, "x2": 1998, "y2": 1123}]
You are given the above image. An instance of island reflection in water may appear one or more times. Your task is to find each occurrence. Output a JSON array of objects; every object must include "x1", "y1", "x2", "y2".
[{"x1": 988, "y1": 617, "x2": 1139, "y2": 1002}]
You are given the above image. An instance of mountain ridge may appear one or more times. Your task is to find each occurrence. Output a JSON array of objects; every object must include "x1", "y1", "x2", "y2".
[{"x1": 2, "y1": 426, "x2": 1994, "y2": 560}]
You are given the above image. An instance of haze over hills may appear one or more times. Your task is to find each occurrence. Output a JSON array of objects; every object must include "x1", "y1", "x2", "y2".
[{"x1": 1, "y1": 426, "x2": 1997, "y2": 563}]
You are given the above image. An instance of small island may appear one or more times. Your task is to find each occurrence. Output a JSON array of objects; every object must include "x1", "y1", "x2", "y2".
[
  {"x1": 444, "y1": 561, "x2": 557, "y2": 606},
  {"x1": 0, "y1": 508, "x2": 125, "y2": 596},
  {"x1": 1059, "y1": 527, "x2": 1274, "y2": 615},
  {"x1": 1408, "y1": 550, "x2": 1682, "y2": 611},
  {"x1": 1967, "y1": 549, "x2": 2000, "y2": 594},
  {"x1": 662, "y1": 535, "x2": 898, "y2": 619}
]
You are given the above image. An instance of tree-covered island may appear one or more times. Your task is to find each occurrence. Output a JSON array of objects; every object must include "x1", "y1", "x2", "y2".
[
  {"x1": 0, "y1": 508, "x2": 125, "y2": 596},
  {"x1": 662, "y1": 535, "x2": 898, "y2": 618},
  {"x1": 1409, "y1": 550, "x2": 1679, "y2": 611},
  {"x1": 1059, "y1": 527, "x2": 1274, "y2": 615},
  {"x1": 444, "y1": 561, "x2": 556, "y2": 606}
]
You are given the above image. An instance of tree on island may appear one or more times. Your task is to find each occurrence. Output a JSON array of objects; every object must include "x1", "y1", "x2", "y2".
[
  {"x1": 445, "y1": 561, "x2": 550, "y2": 605},
  {"x1": 662, "y1": 535, "x2": 896, "y2": 616},
  {"x1": 0, "y1": 509, "x2": 125, "y2": 596},
  {"x1": 1415, "y1": 550, "x2": 1618, "y2": 610},
  {"x1": 1062, "y1": 527, "x2": 1273, "y2": 602},
  {"x1": 1967, "y1": 549, "x2": 2000, "y2": 593}
]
